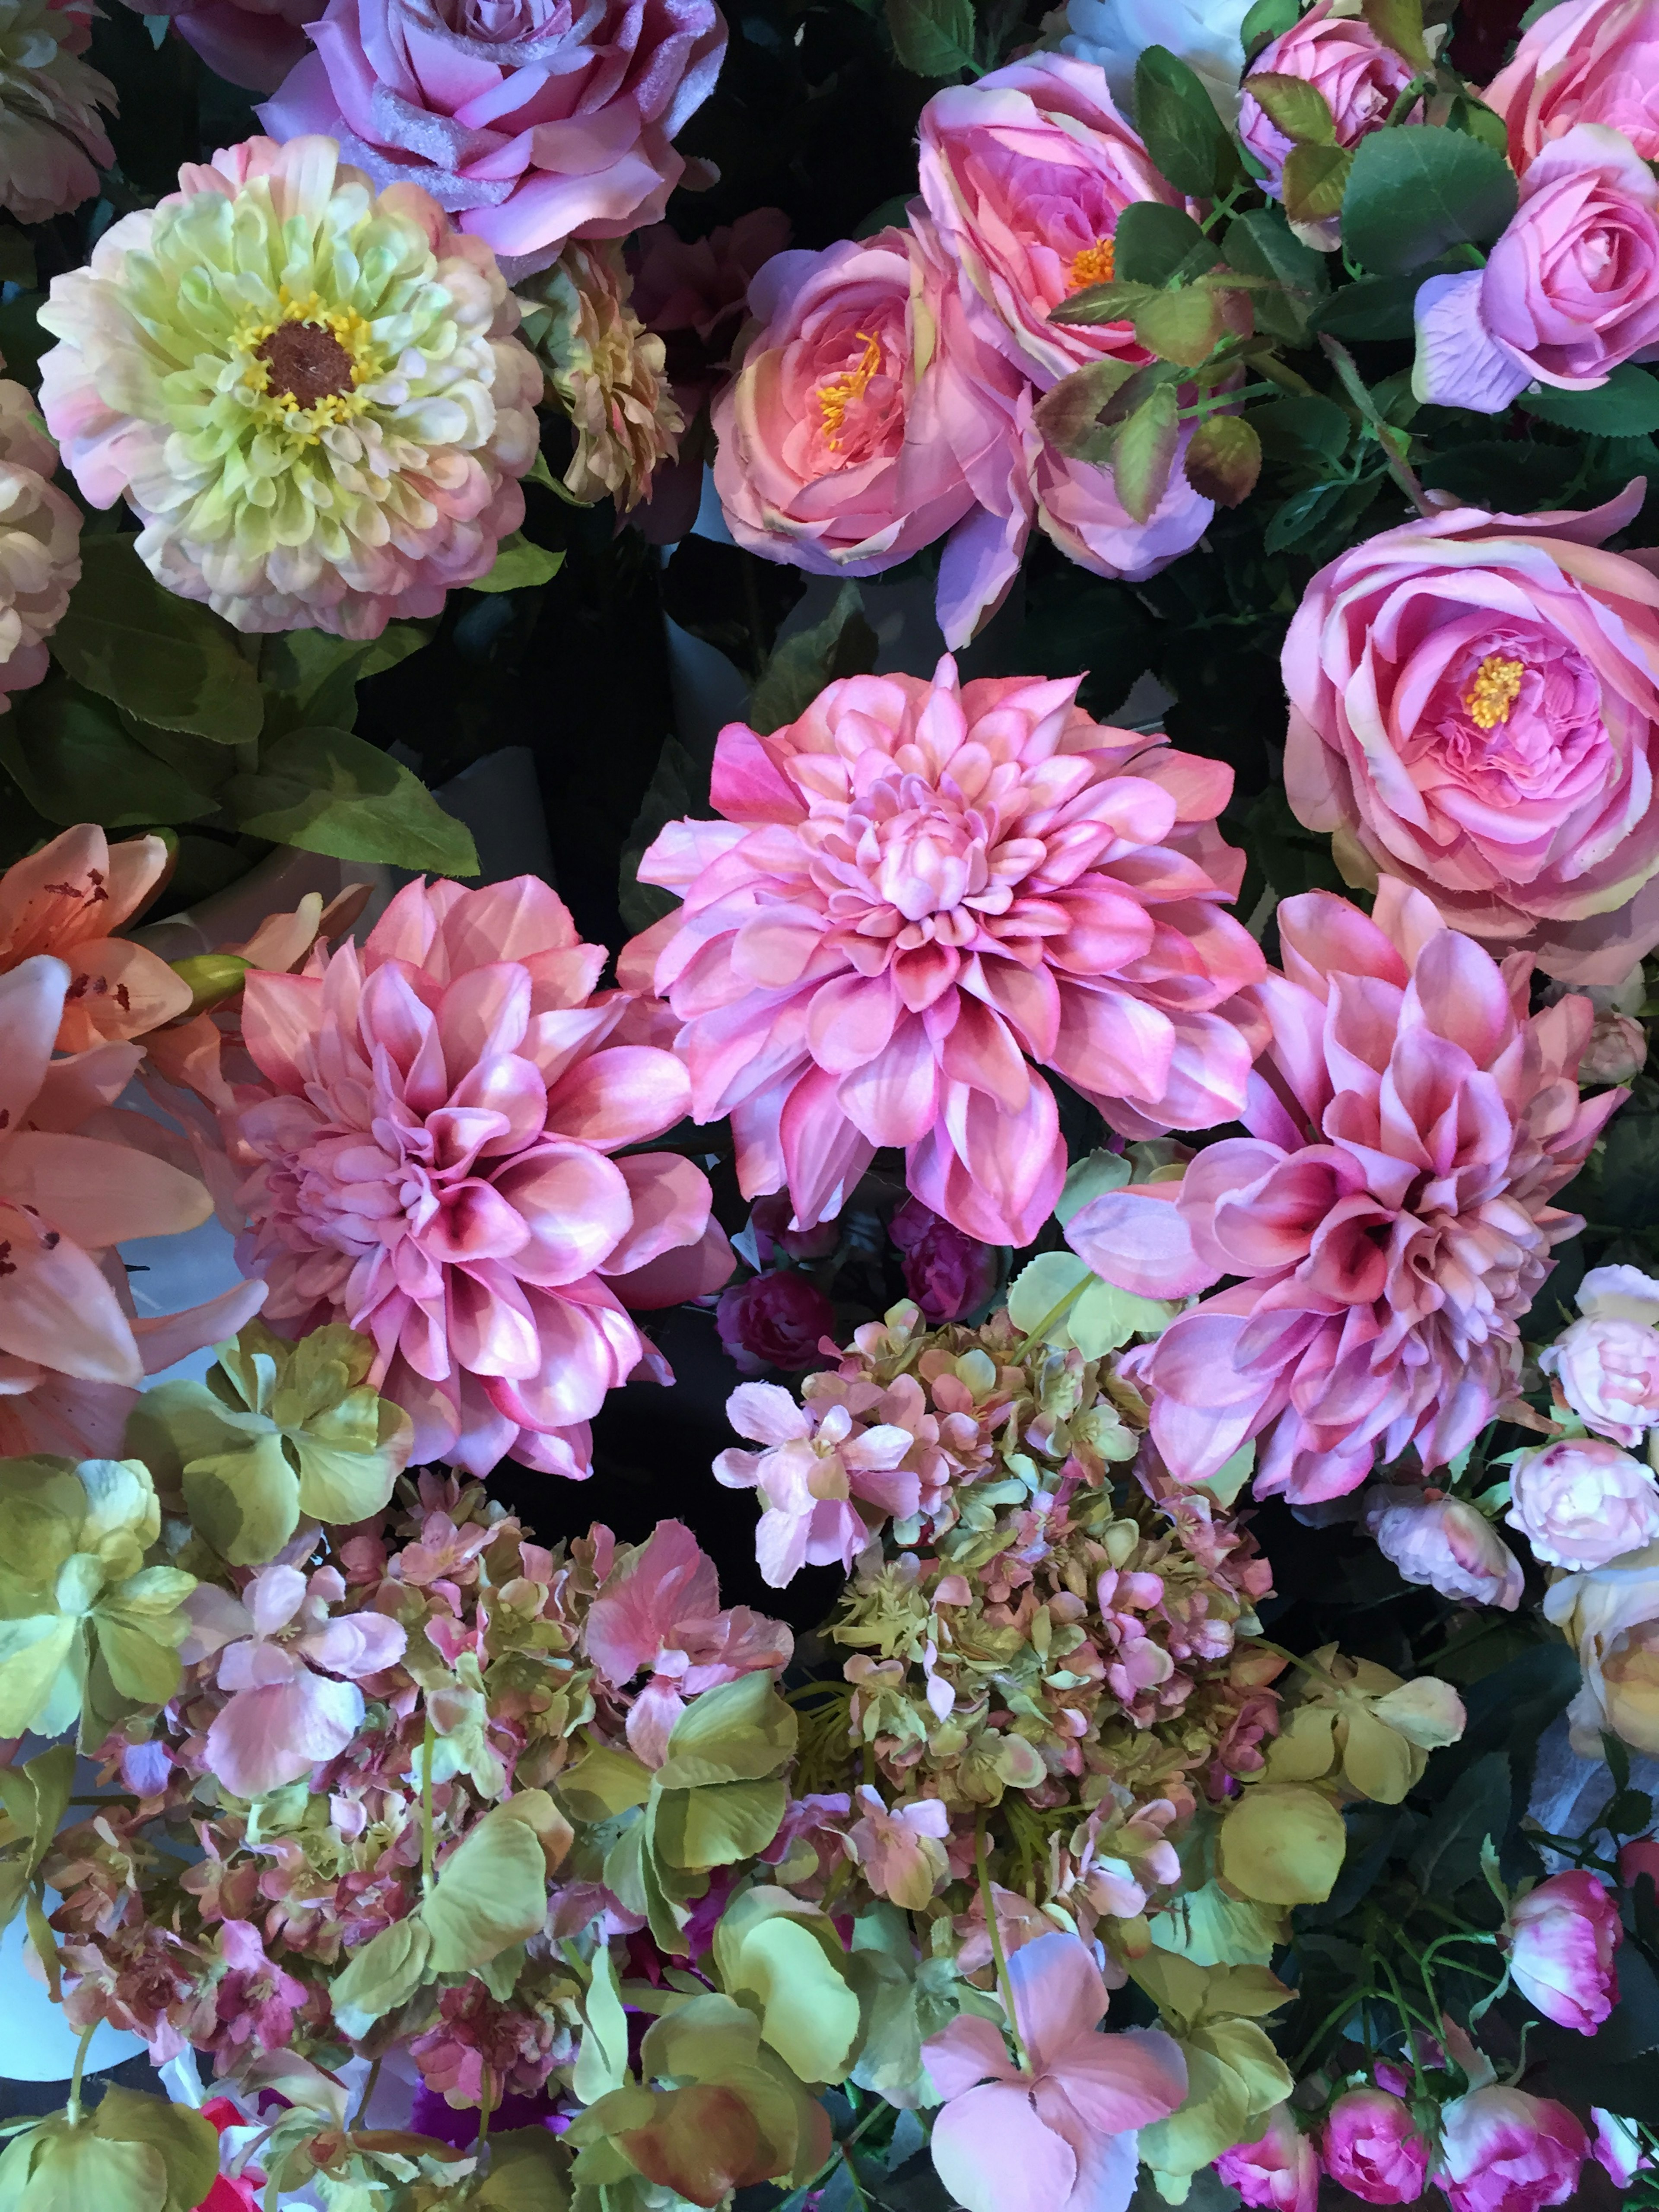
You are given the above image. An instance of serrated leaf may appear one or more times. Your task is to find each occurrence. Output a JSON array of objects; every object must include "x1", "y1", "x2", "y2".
[
  {"x1": 884, "y1": 0, "x2": 975, "y2": 76},
  {"x1": 1282, "y1": 141, "x2": 1354, "y2": 224},
  {"x1": 1361, "y1": 0, "x2": 1430, "y2": 68},
  {"x1": 1112, "y1": 385, "x2": 1180, "y2": 524},
  {"x1": 1522, "y1": 366, "x2": 1659, "y2": 435},
  {"x1": 1245, "y1": 71, "x2": 1337, "y2": 145},
  {"x1": 224, "y1": 727, "x2": 479, "y2": 876},
  {"x1": 1409, "y1": 1751, "x2": 1511, "y2": 1892},
  {"x1": 1115, "y1": 202, "x2": 1217, "y2": 286},
  {"x1": 1135, "y1": 45, "x2": 1243, "y2": 198},
  {"x1": 1224, "y1": 206, "x2": 1328, "y2": 341},
  {"x1": 1134, "y1": 287, "x2": 1226, "y2": 366},
  {"x1": 1033, "y1": 361, "x2": 1141, "y2": 461},
  {"x1": 1340, "y1": 125, "x2": 1518, "y2": 273},
  {"x1": 50, "y1": 537, "x2": 263, "y2": 742},
  {"x1": 748, "y1": 583, "x2": 878, "y2": 736},
  {"x1": 1049, "y1": 279, "x2": 1160, "y2": 327},
  {"x1": 1184, "y1": 415, "x2": 1262, "y2": 505}
]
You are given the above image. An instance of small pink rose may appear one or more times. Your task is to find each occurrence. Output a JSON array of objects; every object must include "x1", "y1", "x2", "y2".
[
  {"x1": 1216, "y1": 2104, "x2": 1321, "y2": 2212},
  {"x1": 1580, "y1": 1009, "x2": 1648, "y2": 1084},
  {"x1": 1503, "y1": 1869, "x2": 1621, "y2": 2034},
  {"x1": 1508, "y1": 1435, "x2": 1659, "y2": 1568},
  {"x1": 1438, "y1": 2086, "x2": 1588, "y2": 2212},
  {"x1": 715, "y1": 1269, "x2": 836, "y2": 1375},
  {"x1": 1320, "y1": 2087, "x2": 1432, "y2": 2206},
  {"x1": 1364, "y1": 1486, "x2": 1525, "y2": 1609},
  {"x1": 1241, "y1": 3, "x2": 1418, "y2": 245},
  {"x1": 1541, "y1": 1261, "x2": 1659, "y2": 1442}
]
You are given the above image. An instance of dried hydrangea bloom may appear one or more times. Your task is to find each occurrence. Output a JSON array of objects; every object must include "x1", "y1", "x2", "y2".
[
  {"x1": 0, "y1": 0, "x2": 114, "y2": 223},
  {"x1": 38, "y1": 134, "x2": 542, "y2": 636},
  {"x1": 0, "y1": 375, "x2": 80, "y2": 706},
  {"x1": 518, "y1": 239, "x2": 684, "y2": 512}
]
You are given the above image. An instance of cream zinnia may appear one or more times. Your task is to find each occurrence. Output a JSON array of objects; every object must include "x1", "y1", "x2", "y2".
[{"x1": 38, "y1": 135, "x2": 542, "y2": 636}]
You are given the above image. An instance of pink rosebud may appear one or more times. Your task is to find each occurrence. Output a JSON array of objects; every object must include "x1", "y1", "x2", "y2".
[
  {"x1": 716, "y1": 1270, "x2": 836, "y2": 1375},
  {"x1": 1540, "y1": 1262, "x2": 1659, "y2": 1443},
  {"x1": 1619, "y1": 1834, "x2": 1659, "y2": 1888},
  {"x1": 1321, "y1": 2088, "x2": 1432, "y2": 2206},
  {"x1": 1484, "y1": 0, "x2": 1659, "y2": 173},
  {"x1": 1216, "y1": 2104, "x2": 1321, "y2": 2212},
  {"x1": 1507, "y1": 1436, "x2": 1659, "y2": 1569},
  {"x1": 1437, "y1": 2085, "x2": 1588, "y2": 2212},
  {"x1": 889, "y1": 1198, "x2": 1001, "y2": 1323},
  {"x1": 1415, "y1": 125, "x2": 1659, "y2": 413},
  {"x1": 1579, "y1": 1009, "x2": 1648, "y2": 1085},
  {"x1": 1364, "y1": 1486, "x2": 1525, "y2": 1609},
  {"x1": 1503, "y1": 1869, "x2": 1621, "y2": 2033},
  {"x1": 1241, "y1": 3, "x2": 1418, "y2": 245},
  {"x1": 1592, "y1": 2105, "x2": 1652, "y2": 2186}
]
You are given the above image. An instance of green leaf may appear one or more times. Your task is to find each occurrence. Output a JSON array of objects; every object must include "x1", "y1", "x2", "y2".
[
  {"x1": 1224, "y1": 207, "x2": 1328, "y2": 342},
  {"x1": 1244, "y1": 71, "x2": 1337, "y2": 145},
  {"x1": 558, "y1": 1742, "x2": 654, "y2": 1822},
  {"x1": 1112, "y1": 384, "x2": 1181, "y2": 524},
  {"x1": 722, "y1": 1915, "x2": 861, "y2": 2083},
  {"x1": 1340, "y1": 126, "x2": 1518, "y2": 274},
  {"x1": 747, "y1": 583, "x2": 879, "y2": 736},
  {"x1": 1032, "y1": 360, "x2": 1141, "y2": 461},
  {"x1": 1134, "y1": 45, "x2": 1243, "y2": 198},
  {"x1": 1361, "y1": 0, "x2": 1431, "y2": 68},
  {"x1": 1282, "y1": 142, "x2": 1353, "y2": 225},
  {"x1": 654, "y1": 1777, "x2": 788, "y2": 1869},
  {"x1": 424, "y1": 1803, "x2": 551, "y2": 1973},
  {"x1": 1604, "y1": 1729, "x2": 1633, "y2": 1794},
  {"x1": 1409, "y1": 1751, "x2": 1512, "y2": 1893},
  {"x1": 1115, "y1": 202, "x2": 1218, "y2": 286},
  {"x1": 257, "y1": 625, "x2": 432, "y2": 740},
  {"x1": 50, "y1": 537, "x2": 262, "y2": 742},
  {"x1": 1135, "y1": 288, "x2": 1226, "y2": 366},
  {"x1": 1600, "y1": 1109, "x2": 1659, "y2": 1229},
  {"x1": 1185, "y1": 414, "x2": 1262, "y2": 505},
  {"x1": 655, "y1": 1670, "x2": 798, "y2": 1790},
  {"x1": 884, "y1": 0, "x2": 975, "y2": 76},
  {"x1": 474, "y1": 2131, "x2": 573, "y2": 2212},
  {"x1": 183, "y1": 1432, "x2": 301, "y2": 1567},
  {"x1": 1521, "y1": 366, "x2": 1659, "y2": 435},
  {"x1": 224, "y1": 727, "x2": 480, "y2": 875},
  {"x1": 1446, "y1": 93, "x2": 1510, "y2": 151},
  {"x1": 1240, "y1": 0, "x2": 1298, "y2": 58},
  {"x1": 468, "y1": 533, "x2": 565, "y2": 594},
  {"x1": 0, "y1": 675, "x2": 219, "y2": 828},
  {"x1": 1252, "y1": 393, "x2": 1351, "y2": 466},
  {"x1": 1049, "y1": 279, "x2": 1161, "y2": 327},
  {"x1": 22, "y1": 1745, "x2": 73, "y2": 1875},
  {"x1": 13, "y1": 2126, "x2": 168, "y2": 2212},
  {"x1": 1313, "y1": 270, "x2": 1429, "y2": 340},
  {"x1": 1263, "y1": 478, "x2": 1352, "y2": 554},
  {"x1": 572, "y1": 1942, "x2": 630, "y2": 2105},
  {"x1": 90, "y1": 2087, "x2": 219, "y2": 2212},
  {"x1": 328, "y1": 1916, "x2": 433, "y2": 2041}
]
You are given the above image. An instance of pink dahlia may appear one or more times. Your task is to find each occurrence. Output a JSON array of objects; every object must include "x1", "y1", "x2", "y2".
[
  {"x1": 1069, "y1": 880, "x2": 1623, "y2": 1503},
  {"x1": 226, "y1": 875, "x2": 722, "y2": 1477},
  {"x1": 636, "y1": 657, "x2": 1263, "y2": 1246}
]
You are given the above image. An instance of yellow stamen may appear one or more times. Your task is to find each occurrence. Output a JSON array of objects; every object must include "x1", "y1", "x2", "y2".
[
  {"x1": 1464, "y1": 652, "x2": 1526, "y2": 731},
  {"x1": 232, "y1": 289, "x2": 381, "y2": 444},
  {"x1": 817, "y1": 331, "x2": 882, "y2": 450},
  {"x1": 1069, "y1": 237, "x2": 1116, "y2": 291}
]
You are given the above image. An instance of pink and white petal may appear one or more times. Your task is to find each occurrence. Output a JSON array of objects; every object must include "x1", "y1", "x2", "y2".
[
  {"x1": 1006, "y1": 1932, "x2": 1109, "y2": 2067},
  {"x1": 929, "y1": 2083, "x2": 1077, "y2": 2212},
  {"x1": 206, "y1": 1673, "x2": 365, "y2": 1800},
  {"x1": 0, "y1": 1131, "x2": 211, "y2": 1246},
  {"x1": 239, "y1": 971, "x2": 325, "y2": 1096},
  {"x1": 548, "y1": 1046, "x2": 692, "y2": 1150},
  {"x1": 496, "y1": 1282, "x2": 641, "y2": 1428},
  {"x1": 1065, "y1": 1187, "x2": 1217, "y2": 1299},
  {"x1": 438, "y1": 877, "x2": 580, "y2": 969},
  {"x1": 1412, "y1": 272, "x2": 1531, "y2": 414},
  {"x1": 249, "y1": 1564, "x2": 308, "y2": 1637},
  {"x1": 1046, "y1": 2024, "x2": 1189, "y2": 2134},
  {"x1": 0, "y1": 956, "x2": 68, "y2": 1134},
  {"x1": 780, "y1": 1062, "x2": 877, "y2": 1227},
  {"x1": 0, "y1": 1207, "x2": 143, "y2": 1384},
  {"x1": 492, "y1": 1141, "x2": 634, "y2": 1284},
  {"x1": 837, "y1": 1017, "x2": 941, "y2": 1149},
  {"x1": 922, "y1": 2012, "x2": 1018, "y2": 2099},
  {"x1": 132, "y1": 1276, "x2": 269, "y2": 1375},
  {"x1": 1032, "y1": 2086, "x2": 1142, "y2": 2212}
]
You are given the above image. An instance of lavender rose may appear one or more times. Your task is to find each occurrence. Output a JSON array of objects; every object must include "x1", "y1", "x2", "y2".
[
  {"x1": 1363, "y1": 1487, "x2": 1525, "y2": 1610},
  {"x1": 1541, "y1": 1264, "x2": 1659, "y2": 1443},
  {"x1": 1507, "y1": 1435, "x2": 1659, "y2": 1568}
]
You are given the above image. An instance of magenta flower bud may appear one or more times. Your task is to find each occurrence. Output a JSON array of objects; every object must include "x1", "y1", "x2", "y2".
[
  {"x1": 1215, "y1": 2105, "x2": 1321, "y2": 2212},
  {"x1": 1321, "y1": 2088, "x2": 1432, "y2": 2206},
  {"x1": 715, "y1": 1269, "x2": 836, "y2": 1375},
  {"x1": 1437, "y1": 2085, "x2": 1588, "y2": 2212},
  {"x1": 889, "y1": 1196, "x2": 1000, "y2": 1322},
  {"x1": 1503, "y1": 1869, "x2": 1621, "y2": 2034}
]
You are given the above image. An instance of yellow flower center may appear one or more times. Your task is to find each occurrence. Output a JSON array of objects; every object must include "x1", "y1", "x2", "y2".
[
  {"x1": 1464, "y1": 652, "x2": 1526, "y2": 731},
  {"x1": 236, "y1": 289, "x2": 381, "y2": 444},
  {"x1": 817, "y1": 331, "x2": 881, "y2": 450},
  {"x1": 1069, "y1": 237, "x2": 1116, "y2": 291}
]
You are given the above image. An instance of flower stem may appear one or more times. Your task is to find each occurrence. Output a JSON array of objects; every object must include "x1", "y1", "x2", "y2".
[
  {"x1": 66, "y1": 2021, "x2": 96, "y2": 2129},
  {"x1": 1014, "y1": 1274, "x2": 1090, "y2": 1361},
  {"x1": 1318, "y1": 335, "x2": 1433, "y2": 516},
  {"x1": 420, "y1": 1711, "x2": 436, "y2": 1895},
  {"x1": 354, "y1": 2053, "x2": 382, "y2": 2132},
  {"x1": 976, "y1": 1815, "x2": 1031, "y2": 2073}
]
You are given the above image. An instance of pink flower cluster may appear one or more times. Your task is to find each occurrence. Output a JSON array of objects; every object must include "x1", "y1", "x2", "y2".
[
  {"x1": 636, "y1": 655, "x2": 1262, "y2": 1247},
  {"x1": 226, "y1": 875, "x2": 732, "y2": 1479},
  {"x1": 1240, "y1": 1, "x2": 1418, "y2": 246},
  {"x1": 713, "y1": 54, "x2": 1217, "y2": 645},
  {"x1": 1070, "y1": 881, "x2": 1621, "y2": 1503}
]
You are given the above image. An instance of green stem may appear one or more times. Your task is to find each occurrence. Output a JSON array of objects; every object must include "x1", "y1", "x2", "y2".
[
  {"x1": 354, "y1": 2053, "x2": 382, "y2": 2131},
  {"x1": 1376, "y1": 1953, "x2": 1436, "y2": 2098},
  {"x1": 1177, "y1": 381, "x2": 1281, "y2": 420},
  {"x1": 1014, "y1": 1274, "x2": 1090, "y2": 1361},
  {"x1": 1318, "y1": 335, "x2": 1433, "y2": 516},
  {"x1": 976, "y1": 1816, "x2": 1031, "y2": 2073},
  {"x1": 1417, "y1": 1931, "x2": 1503, "y2": 1982},
  {"x1": 477, "y1": 2066, "x2": 494, "y2": 2162},
  {"x1": 420, "y1": 1712, "x2": 436, "y2": 1895},
  {"x1": 1385, "y1": 72, "x2": 1433, "y2": 127},
  {"x1": 1290, "y1": 1980, "x2": 1383, "y2": 2073},
  {"x1": 66, "y1": 2021, "x2": 96, "y2": 2129}
]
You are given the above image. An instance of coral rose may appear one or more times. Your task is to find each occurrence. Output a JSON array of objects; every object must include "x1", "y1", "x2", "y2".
[
  {"x1": 1503, "y1": 1869, "x2": 1621, "y2": 2033},
  {"x1": 916, "y1": 52, "x2": 1188, "y2": 391},
  {"x1": 1241, "y1": 3, "x2": 1419, "y2": 248},
  {"x1": 1282, "y1": 485, "x2": 1659, "y2": 985},
  {"x1": 1415, "y1": 126, "x2": 1659, "y2": 412},
  {"x1": 1070, "y1": 882, "x2": 1622, "y2": 1502},
  {"x1": 226, "y1": 874, "x2": 720, "y2": 1477},
  {"x1": 1363, "y1": 1487, "x2": 1524, "y2": 1609},
  {"x1": 259, "y1": 0, "x2": 724, "y2": 273},
  {"x1": 712, "y1": 222, "x2": 1033, "y2": 651},
  {"x1": 637, "y1": 655, "x2": 1263, "y2": 1247},
  {"x1": 1320, "y1": 2088, "x2": 1431, "y2": 2206},
  {"x1": 1436, "y1": 2086, "x2": 1588, "y2": 2212},
  {"x1": 1507, "y1": 1435, "x2": 1659, "y2": 1567},
  {"x1": 1485, "y1": 0, "x2": 1659, "y2": 171},
  {"x1": 1539, "y1": 1261, "x2": 1659, "y2": 1442},
  {"x1": 38, "y1": 136, "x2": 542, "y2": 637}
]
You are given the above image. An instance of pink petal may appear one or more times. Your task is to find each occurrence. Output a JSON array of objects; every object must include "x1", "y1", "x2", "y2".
[
  {"x1": 0, "y1": 1203, "x2": 143, "y2": 1384},
  {"x1": 438, "y1": 877, "x2": 580, "y2": 969},
  {"x1": 132, "y1": 1278, "x2": 269, "y2": 1375},
  {"x1": 206, "y1": 1673, "x2": 365, "y2": 1800},
  {"x1": 1007, "y1": 1932, "x2": 1108, "y2": 2068},
  {"x1": 1048, "y1": 2024, "x2": 1188, "y2": 2134},
  {"x1": 923, "y1": 2012, "x2": 1018, "y2": 2100},
  {"x1": 1065, "y1": 1187, "x2": 1214, "y2": 1299},
  {"x1": 929, "y1": 2082, "x2": 1077, "y2": 2212},
  {"x1": 726, "y1": 1380, "x2": 811, "y2": 1446},
  {"x1": 240, "y1": 971, "x2": 325, "y2": 1095},
  {"x1": 781, "y1": 1063, "x2": 877, "y2": 1225},
  {"x1": 837, "y1": 1016, "x2": 942, "y2": 1149},
  {"x1": 600, "y1": 1154, "x2": 712, "y2": 1275},
  {"x1": 0, "y1": 1130, "x2": 212, "y2": 1246},
  {"x1": 548, "y1": 1046, "x2": 692, "y2": 1150},
  {"x1": 605, "y1": 1219, "x2": 736, "y2": 1309},
  {"x1": 492, "y1": 1141, "x2": 634, "y2": 1284},
  {"x1": 807, "y1": 971, "x2": 899, "y2": 1074},
  {"x1": 0, "y1": 957, "x2": 67, "y2": 1132}
]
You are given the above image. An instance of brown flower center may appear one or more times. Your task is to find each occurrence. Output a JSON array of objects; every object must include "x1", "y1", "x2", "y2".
[{"x1": 255, "y1": 320, "x2": 356, "y2": 409}]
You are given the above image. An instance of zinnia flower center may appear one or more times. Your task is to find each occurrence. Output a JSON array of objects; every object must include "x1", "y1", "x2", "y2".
[
  {"x1": 255, "y1": 319, "x2": 356, "y2": 409},
  {"x1": 1069, "y1": 237, "x2": 1116, "y2": 290},
  {"x1": 1464, "y1": 651, "x2": 1526, "y2": 731},
  {"x1": 817, "y1": 331, "x2": 882, "y2": 449}
]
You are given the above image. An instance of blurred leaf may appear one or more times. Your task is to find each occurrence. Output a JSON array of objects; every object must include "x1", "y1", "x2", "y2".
[
  {"x1": 1252, "y1": 393, "x2": 1351, "y2": 467},
  {"x1": 748, "y1": 582, "x2": 878, "y2": 734},
  {"x1": 1282, "y1": 142, "x2": 1353, "y2": 225},
  {"x1": 1135, "y1": 286, "x2": 1226, "y2": 365},
  {"x1": 0, "y1": 673, "x2": 219, "y2": 826},
  {"x1": 1409, "y1": 1751, "x2": 1511, "y2": 1893},
  {"x1": 1340, "y1": 126, "x2": 1517, "y2": 274},
  {"x1": 1361, "y1": 0, "x2": 1431, "y2": 68},
  {"x1": 1264, "y1": 479, "x2": 1351, "y2": 553},
  {"x1": 225, "y1": 727, "x2": 479, "y2": 874},
  {"x1": 884, "y1": 0, "x2": 975, "y2": 76},
  {"x1": 1313, "y1": 269, "x2": 1431, "y2": 340},
  {"x1": 1009, "y1": 563, "x2": 1155, "y2": 719},
  {"x1": 661, "y1": 536, "x2": 805, "y2": 680},
  {"x1": 258, "y1": 623, "x2": 433, "y2": 740},
  {"x1": 1421, "y1": 440, "x2": 1580, "y2": 509},
  {"x1": 1245, "y1": 71, "x2": 1337, "y2": 144},
  {"x1": 0, "y1": 226, "x2": 34, "y2": 288},
  {"x1": 1135, "y1": 45, "x2": 1243, "y2": 198},
  {"x1": 1224, "y1": 208, "x2": 1328, "y2": 342},
  {"x1": 51, "y1": 537, "x2": 263, "y2": 741},
  {"x1": 1240, "y1": 0, "x2": 1299, "y2": 58},
  {"x1": 1601, "y1": 1110, "x2": 1659, "y2": 1230},
  {"x1": 1445, "y1": 93, "x2": 1510, "y2": 150},
  {"x1": 1185, "y1": 415, "x2": 1262, "y2": 505},
  {"x1": 89, "y1": 2086, "x2": 219, "y2": 2212},
  {"x1": 1113, "y1": 385, "x2": 1180, "y2": 523},
  {"x1": 1522, "y1": 366, "x2": 1659, "y2": 435},
  {"x1": 1116, "y1": 202, "x2": 1218, "y2": 286},
  {"x1": 0, "y1": 292, "x2": 48, "y2": 388},
  {"x1": 469, "y1": 533, "x2": 566, "y2": 593},
  {"x1": 1244, "y1": 784, "x2": 1346, "y2": 899}
]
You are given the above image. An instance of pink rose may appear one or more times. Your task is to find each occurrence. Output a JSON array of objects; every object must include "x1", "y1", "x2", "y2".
[
  {"x1": 1592, "y1": 2107, "x2": 1653, "y2": 2187},
  {"x1": 1507, "y1": 1435, "x2": 1659, "y2": 1568},
  {"x1": 747, "y1": 1193, "x2": 839, "y2": 1268},
  {"x1": 1363, "y1": 1487, "x2": 1525, "y2": 1609},
  {"x1": 711, "y1": 222, "x2": 1032, "y2": 650},
  {"x1": 1033, "y1": 426, "x2": 1213, "y2": 585},
  {"x1": 1215, "y1": 2105, "x2": 1321, "y2": 2212},
  {"x1": 1503, "y1": 1869, "x2": 1622, "y2": 2033},
  {"x1": 1437, "y1": 2088, "x2": 1588, "y2": 2212},
  {"x1": 889, "y1": 1197, "x2": 1000, "y2": 1323},
  {"x1": 916, "y1": 52, "x2": 1188, "y2": 391},
  {"x1": 1541, "y1": 1261, "x2": 1659, "y2": 1442},
  {"x1": 1580, "y1": 1008, "x2": 1648, "y2": 1084},
  {"x1": 1241, "y1": 3, "x2": 1418, "y2": 247},
  {"x1": 1320, "y1": 2088, "x2": 1432, "y2": 2206},
  {"x1": 1282, "y1": 485, "x2": 1659, "y2": 985},
  {"x1": 127, "y1": 0, "x2": 321, "y2": 92},
  {"x1": 1414, "y1": 125, "x2": 1659, "y2": 413},
  {"x1": 1485, "y1": 0, "x2": 1659, "y2": 172},
  {"x1": 258, "y1": 0, "x2": 726, "y2": 274},
  {"x1": 715, "y1": 1269, "x2": 835, "y2": 1374}
]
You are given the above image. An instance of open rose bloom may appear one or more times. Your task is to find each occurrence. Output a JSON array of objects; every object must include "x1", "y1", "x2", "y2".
[{"x1": 1484, "y1": 0, "x2": 1659, "y2": 170}]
